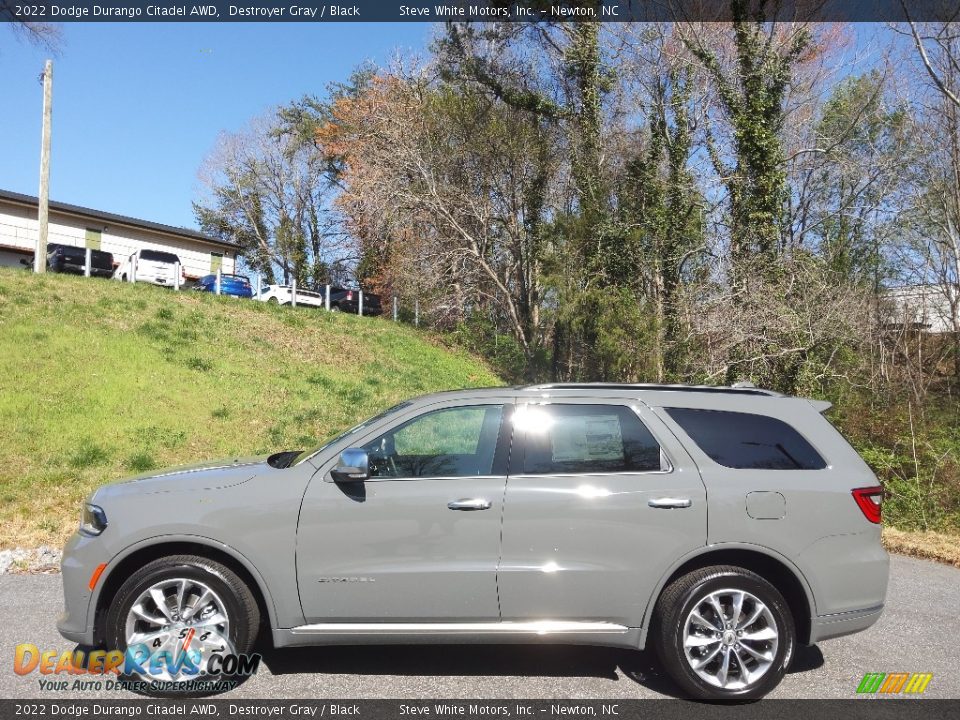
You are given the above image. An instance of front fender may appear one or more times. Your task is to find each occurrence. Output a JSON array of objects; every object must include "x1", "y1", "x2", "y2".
[{"x1": 84, "y1": 534, "x2": 289, "y2": 641}]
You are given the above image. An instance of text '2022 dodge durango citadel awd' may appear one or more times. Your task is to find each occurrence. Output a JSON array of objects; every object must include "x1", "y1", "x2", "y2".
[{"x1": 59, "y1": 383, "x2": 888, "y2": 699}]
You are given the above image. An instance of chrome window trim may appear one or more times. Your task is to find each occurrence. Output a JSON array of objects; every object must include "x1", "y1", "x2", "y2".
[{"x1": 350, "y1": 474, "x2": 507, "y2": 484}]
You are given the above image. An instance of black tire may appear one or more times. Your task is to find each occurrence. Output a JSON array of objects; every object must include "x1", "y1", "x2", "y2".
[
  {"x1": 105, "y1": 555, "x2": 260, "y2": 697},
  {"x1": 330, "y1": 304, "x2": 341, "y2": 312},
  {"x1": 652, "y1": 565, "x2": 795, "y2": 701},
  {"x1": 268, "y1": 296, "x2": 279, "y2": 304}
]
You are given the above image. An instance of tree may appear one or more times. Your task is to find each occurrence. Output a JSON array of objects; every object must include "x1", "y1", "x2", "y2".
[
  {"x1": 900, "y1": 15, "x2": 960, "y2": 380},
  {"x1": 1, "y1": 1, "x2": 61, "y2": 52},
  {"x1": 902, "y1": 10, "x2": 960, "y2": 112},
  {"x1": 678, "y1": 2, "x2": 816, "y2": 279},
  {"x1": 194, "y1": 111, "x2": 345, "y2": 288},
  {"x1": 787, "y1": 70, "x2": 911, "y2": 288},
  {"x1": 438, "y1": 18, "x2": 621, "y2": 379},
  {"x1": 900, "y1": 98, "x2": 960, "y2": 380},
  {"x1": 617, "y1": 26, "x2": 707, "y2": 380},
  {"x1": 318, "y1": 71, "x2": 559, "y2": 378}
]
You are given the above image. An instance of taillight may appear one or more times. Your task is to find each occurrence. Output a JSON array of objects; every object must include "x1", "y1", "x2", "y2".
[
  {"x1": 346, "y1": 291, "x2": 353, "y2": 300},
  {"x1": 852, "y1": 486, "x2": 884, "y2": 524}
]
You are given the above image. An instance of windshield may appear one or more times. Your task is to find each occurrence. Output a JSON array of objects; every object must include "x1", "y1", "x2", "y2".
[{"x1": 293, "y1": 401, "x2": 414, "y2": 466}]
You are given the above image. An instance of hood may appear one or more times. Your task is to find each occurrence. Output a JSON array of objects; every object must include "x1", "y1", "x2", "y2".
[{"x1": 98, "y1": 455, "x2": 267, "y2": 497}]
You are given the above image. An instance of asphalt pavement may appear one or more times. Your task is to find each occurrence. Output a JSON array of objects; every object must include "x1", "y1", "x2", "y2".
[{"x1": 2, "y1": 554, "x2": 957, "y2": 699}]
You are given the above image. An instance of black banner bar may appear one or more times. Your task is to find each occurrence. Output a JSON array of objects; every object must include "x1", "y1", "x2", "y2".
[{"x1": 2, "y1": 1, "x2": 960, "y2": 23}]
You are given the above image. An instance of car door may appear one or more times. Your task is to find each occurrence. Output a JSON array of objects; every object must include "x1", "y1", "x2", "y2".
[
  {"x1": 497, "y1": 398, "x2": 707, "y2": 627},
  {"x1": 296, "y1": 398, "x2": 513, "y2": 623}
]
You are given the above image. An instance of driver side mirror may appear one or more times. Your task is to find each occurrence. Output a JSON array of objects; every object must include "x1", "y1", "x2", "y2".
[{"x1": 331, "y1": 448, "x2": 369, "y2": 483}]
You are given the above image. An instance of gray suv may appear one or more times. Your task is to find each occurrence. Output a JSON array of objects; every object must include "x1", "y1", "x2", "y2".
[{"x1": 58, "y1": 383, "x2": 888, "y2": 700}]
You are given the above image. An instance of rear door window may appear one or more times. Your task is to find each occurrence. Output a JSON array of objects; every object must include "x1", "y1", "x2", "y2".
[
  {"x1": 665, "y1": 408, "x2": 826, "y2": 470},
  {"x1": 517, "y1": 404, "x2": 663, "y2": 475}
]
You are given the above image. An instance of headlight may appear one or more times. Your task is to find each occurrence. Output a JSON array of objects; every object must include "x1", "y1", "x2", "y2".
[{"x1": 80, "y1": 503, "x2": 108, "y2": 536}]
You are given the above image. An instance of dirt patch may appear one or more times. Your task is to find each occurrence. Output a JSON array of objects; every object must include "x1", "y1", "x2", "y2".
[{"x1": 883, "y1": 527, "x2": 960, "y2": 568}]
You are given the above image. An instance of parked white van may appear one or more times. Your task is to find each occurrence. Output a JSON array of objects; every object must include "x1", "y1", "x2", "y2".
[{"x1": 113, "y1": 249, "x2": 185, "y2": 288}]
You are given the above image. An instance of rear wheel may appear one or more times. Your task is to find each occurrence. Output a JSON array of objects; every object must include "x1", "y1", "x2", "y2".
[
  {"x1": 105, "y1": 555, "x2": 259, "y2": 697},
  {"x1": 652, "y1": 565, "x2": 794, "y2": 700},
  {"x1": 267, "y1": 296, "x2": 279, "y2": 304}
]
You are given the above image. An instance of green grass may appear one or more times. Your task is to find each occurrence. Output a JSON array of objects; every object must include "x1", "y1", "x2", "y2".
[{"x1": 0, "y1": 268, "x2": 500, "y2": 549}]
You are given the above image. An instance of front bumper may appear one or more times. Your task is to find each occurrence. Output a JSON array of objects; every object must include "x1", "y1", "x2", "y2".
[{"x1": 56, "y1": 531, "x2": 106, "y2": 646}]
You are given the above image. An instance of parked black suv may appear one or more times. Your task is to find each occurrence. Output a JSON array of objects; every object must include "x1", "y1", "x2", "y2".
[
  {"x1": 330, "y1": 287, "x2": 383, "y2": 315},
  {"x1": 47, "y1": 243, "x2": 115, "y2": 278}
]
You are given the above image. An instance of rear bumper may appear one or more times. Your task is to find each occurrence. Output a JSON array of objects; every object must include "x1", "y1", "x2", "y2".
[
  {"x1": 339, "y1": 302, "x2": 382, "y2": 315},
  {"x1": 809, "y1": 604, "x2": 884, "y2": 643},
  {"x1": 146, "y1": 278, "x2": 180, "y2": 287}
]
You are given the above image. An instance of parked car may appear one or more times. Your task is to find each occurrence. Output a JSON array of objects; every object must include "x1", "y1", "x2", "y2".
[
  {"x1": 329, "y1": 287, "x2": 383, "y2": 315},
  {"x1": 58, "y1": 383, "x2": 888, "y2": 699},
  {"x1": 193, "y1": 273, "x2": 253, "y2": 299},
  {"x1": 45, "y1": 243, "x2": 115, "y2": 278},
  {"x1": 112, "y1": 248, "x2": 185, "y2": 288},
  {"x1": 256, "y1": 284, "x2": 327, "y2": 308}
]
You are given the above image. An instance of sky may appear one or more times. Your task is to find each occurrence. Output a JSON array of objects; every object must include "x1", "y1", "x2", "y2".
[{"x1": 2, "y1": 23, "x2": 431, "y2": 229}]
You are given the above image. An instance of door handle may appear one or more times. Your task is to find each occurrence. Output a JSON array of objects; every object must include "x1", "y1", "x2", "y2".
[
  {"x1": 648, "y1": 497, "x2": 692, "y2": 509},
  {"x1": 447, "y1": 498, "x2": 492, "y2": 511}
]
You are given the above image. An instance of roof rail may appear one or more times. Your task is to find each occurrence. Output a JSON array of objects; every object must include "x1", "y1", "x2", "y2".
[{"x1": 521, "y1": 383, "x2": 783, "y2": 397}]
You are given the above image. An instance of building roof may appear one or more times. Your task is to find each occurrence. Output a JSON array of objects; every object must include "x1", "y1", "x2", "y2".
[{"x1": 0, "y1": 188, "x2": 239, "y2": 251}]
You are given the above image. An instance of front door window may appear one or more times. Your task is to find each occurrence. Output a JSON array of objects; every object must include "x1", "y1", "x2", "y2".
[{"x1": 362, "y1": 405, "x2": 504, "y2": 479}]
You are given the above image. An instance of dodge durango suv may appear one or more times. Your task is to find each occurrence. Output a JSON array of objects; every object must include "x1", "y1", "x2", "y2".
[{"x1": 58, "y1": 383, "x2": 889, "y2": 699}]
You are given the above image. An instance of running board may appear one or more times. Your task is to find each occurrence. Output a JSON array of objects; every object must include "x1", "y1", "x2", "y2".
[{"x1": 289, "y1": 620, "x2": 628, "y2": 635}]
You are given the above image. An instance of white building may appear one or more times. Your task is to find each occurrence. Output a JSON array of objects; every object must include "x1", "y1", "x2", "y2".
[
  {"x1": 0, "y1": 189, "x2": 238, "y2": 281},
  {"x1": 884, "y1": 284, "x2": 958, "y2": 334}
]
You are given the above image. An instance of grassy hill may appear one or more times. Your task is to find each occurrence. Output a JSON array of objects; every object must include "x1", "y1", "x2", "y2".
[{"x1": 0, "y1": 268, "x2": 500, "y2": 549}]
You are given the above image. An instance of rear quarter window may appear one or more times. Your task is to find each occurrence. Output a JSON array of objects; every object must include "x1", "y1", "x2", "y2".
[{"x1": 665, "y1": 408, "x2": 826, "y2": 470}]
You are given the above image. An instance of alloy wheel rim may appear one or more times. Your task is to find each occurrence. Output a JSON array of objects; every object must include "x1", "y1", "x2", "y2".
[
  {"x1": 682, "y1": 587, "x2": 778, "y2": 690},
  {"x1": 124, "y1": 578, "x2": 231, "y2": 682}
]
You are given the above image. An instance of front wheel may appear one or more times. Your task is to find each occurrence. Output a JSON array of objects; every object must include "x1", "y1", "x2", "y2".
[
  {"x1": 652, "y1": 565, "x2": 795, "y2": 700},
  {"x1": 104, "y1": 555, "x2": 260, "y2": 697}
]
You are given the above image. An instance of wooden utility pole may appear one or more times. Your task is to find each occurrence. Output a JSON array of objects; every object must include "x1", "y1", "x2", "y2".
[{"x1": 35, "y1": 60, "x2": 53, "y2": 274}]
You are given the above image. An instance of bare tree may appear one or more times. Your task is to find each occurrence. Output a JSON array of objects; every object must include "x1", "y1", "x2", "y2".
[
  {"x1": 319, "y1": 69, "x2": 560, "y2": 377},
  {"x1": 896, "y1": 15, "x2": 960, "y2": 380},
  {"x1": 684, "y1": 255, "x2": 877, "y2": 394},
  {"x1": 195, "y1": 111, "x2": 345, "y2": 287},
  {"x1": 1, "y1": 1, "x2": 61, "y2": 52}
]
